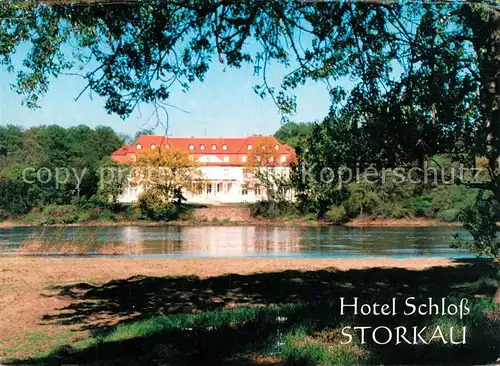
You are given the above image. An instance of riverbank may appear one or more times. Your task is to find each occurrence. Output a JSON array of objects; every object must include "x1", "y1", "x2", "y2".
[
  {"x1": 0, "y1": 203, "x2": 465, "y2": 228},
  {"x1": 0, "y1": 217, "x2": 327, "y2": 228},
  {"x1": 344, "y1": 218, "x2": 462, "y2": 227},
  {"x1": 0, "y1": 217, "x2": 462, "y2": 228},
  {"x1": 1, "y1": 257, "x2": 498, "y2": 365}
]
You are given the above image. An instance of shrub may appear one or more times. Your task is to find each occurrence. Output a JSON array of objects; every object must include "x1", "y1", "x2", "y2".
[
  {"x1": 343, "y1": 183, "x2": 382, "y2": 218},
  {"x1": 40, "y1": 205, "x2": 79, "y2": 224},
  {"x1": 404, "y1": 194, "x2": 433, "y2": 217},
  {"x1": 430, "y1": 185, "x2": 478, "y2": 219},
  {"x1": 98, "y1": 209, "x2": 116, "y2": 222},
  {"x1": 121, "y1": 205, "x2": 141, "y2": 220},
  {"x1": 0, "y1": 179, "x2": 36, "y2": 216},
  {"x1": 137, "y1": 192, "x2": 178, "y2": 221},
  {"x1": 438, "y1": 208, "x2": 461, "y2": 222},
  {"x1": 76, "y1": 195, "x2": 123, "y2": 213},
  {"x1": 372, "y1": 202, "x2": 410, "y2": 219},
  {"x1": 400, "y1": 185, "x2": 479, "y2": 221},
  {"x1": 325, "y1": 205, "x2": 348, "y2": 224},
  {"x1": 0, "y1": 209, "x2": 9, "y2": 221},
  {"x1": 21, "y1": 211, "x2": 45, "y2": 224}
]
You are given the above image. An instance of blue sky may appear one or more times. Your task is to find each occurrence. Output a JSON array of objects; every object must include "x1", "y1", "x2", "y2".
[{"x1": 0, "y1": 51, "x2": 333, "y2": 138}]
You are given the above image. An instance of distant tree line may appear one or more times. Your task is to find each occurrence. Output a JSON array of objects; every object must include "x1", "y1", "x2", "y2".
[{"x1": 0, "y1": 124, "x2": 127, "y2": 220}]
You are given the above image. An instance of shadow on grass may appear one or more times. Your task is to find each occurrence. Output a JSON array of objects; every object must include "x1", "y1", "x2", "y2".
[{"x1": 9, "y1": 259, "x2": 500, "y2": 365}]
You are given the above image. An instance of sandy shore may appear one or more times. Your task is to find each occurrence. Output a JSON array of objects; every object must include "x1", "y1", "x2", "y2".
[
  {"x1": 0, "y1": 257, "x2": 460, "y2": 283},
  {"x1": 0, "y1": 257, "x2": 460, "y2": 341},
  {"x1": 1, "y1": 257, "x2": 495, "y2": 363}
]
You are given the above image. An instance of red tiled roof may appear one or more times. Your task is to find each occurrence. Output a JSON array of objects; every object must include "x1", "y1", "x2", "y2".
[
  {"x1": 110, "y1": 144, "x2": 131, "y2": 163},
  {"x1": 110, "y1": 136, "x2": 296, "y2": 166},
  {"x1": 111, "y1": 144, "x2": 130, "y2": 155}
]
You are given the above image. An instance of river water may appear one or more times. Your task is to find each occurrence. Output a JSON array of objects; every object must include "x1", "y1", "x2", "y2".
[{"x1": 0, "y1": 225, "x2": 474, "y2": 258}]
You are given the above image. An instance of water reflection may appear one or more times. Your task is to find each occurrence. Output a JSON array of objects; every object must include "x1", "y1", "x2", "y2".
[{"x1": 0, "y1": 225, "x2": 473, "y2": 258}]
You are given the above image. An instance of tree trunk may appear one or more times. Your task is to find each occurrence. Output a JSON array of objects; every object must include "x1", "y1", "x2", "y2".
[
  {"x1": 465, "y1": 5, "x2": 500, "y2": 304},
  {"x1": 464, "y1": 5, "x2": 500, "y2": 199}
]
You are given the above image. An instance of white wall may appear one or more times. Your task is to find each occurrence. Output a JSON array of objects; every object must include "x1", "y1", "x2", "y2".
[{"x1": 117, "y1": 166, "x2": 292, "y2": 204}]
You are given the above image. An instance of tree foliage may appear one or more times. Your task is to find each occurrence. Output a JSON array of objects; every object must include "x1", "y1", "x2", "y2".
[
  {"x1": 1, "y1": 0, "x2": 499, "y2": 284},
  {"x1": 131, "y1": 147, "x2": 201, "y2": 220},
  {"x1": 0, "y1": 124, "x2": 124, "y2": 215},
  {"x1": 244, "y1": 136, "x2": 293, "y2": 202},
  {"x1": 274, "y1": 121, "x2": 315, "y2": 150},
  {"x1": 97, "y1": 157, "x2": 130, "y2": 203},
  {"x1": 131, "y1": 147, "x2": 201, "y2": 202}
]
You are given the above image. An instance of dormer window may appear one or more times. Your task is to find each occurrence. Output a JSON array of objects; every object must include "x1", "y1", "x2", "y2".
[
  {"x1": 164, "y1": 144, "x2": 170, "y2": 149},
  {"x1": 151, "y1": 144, "x2": 156, "y2": 150},
  {"x1": 189, "y1": 144, "x2": 194, "y2": 151},
  {"x1": 274, "y1": 145, "x2": 280, "y2": 150},
  {"x1": 211, "y1": 144, "x2": 217, "y2": 151},
  {"x1": 136, "y1": 144, "x2": 142, "y2": 150},
  {"x1": 222, "y1": 144, "x2": 228, "y2": 150},
  {"x1": 200, "y1": 144, "x2": 206, "y2": 150},
  {"x1": 280, "y1": 155, "x2": 287, "y2": 162},
  {"x1": 247, "y1": 145, "x2": 252, "y2": 150}
]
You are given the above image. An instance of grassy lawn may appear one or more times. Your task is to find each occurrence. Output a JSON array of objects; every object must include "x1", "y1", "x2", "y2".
[{"x1": 0, "y1": 258, "x2": 499, "y2": 365}]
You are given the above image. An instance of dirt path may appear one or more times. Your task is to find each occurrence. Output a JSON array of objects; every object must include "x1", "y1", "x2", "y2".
[{"x1": 0, "y1": 257, "x2": 461, "y2": 359}]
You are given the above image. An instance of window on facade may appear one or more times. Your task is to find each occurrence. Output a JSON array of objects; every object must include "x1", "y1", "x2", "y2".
[
  {"x1": 136, "y1": 144, "x2": 142, "y2": 150},
  {"x1": 189, "y1": 144, "x2": 195, "y2": 150},
  {"x1": 211, "y1": 144, "x2": 217, "y2": 151},
  {"x1": 151, "y1": 144, "x2": 156, "y2": 149},
  {"x1": 223, "y1": 168, "x2": 229, "y2": 177},
  {"x1": 242, "y1": 155, "x2": 248, "y2": 162},
  {"x1": 247, "y1": 144, "x2": 252, "y2": 150},
  {"x1": 207, "y1": 184, "x2": 212, "y2": 194},
  {"x1": 242, "y1": 187, "x2": 248, "y2": 195},
  {"x1": 254, "y1": 186, "x2": 261, "y2": 195},
  {"x1": 217, "y1": 182, "x2": 223, "y2": 193},
  {"x1": 280, "y1": 155, "x2": 287, "y2": 163},
  {"x1": 226, "y1": 182, "x2": 232, "y2": 194},
  {"x1": 200, "y1": 144, "x2": 206, "y2": 150}
]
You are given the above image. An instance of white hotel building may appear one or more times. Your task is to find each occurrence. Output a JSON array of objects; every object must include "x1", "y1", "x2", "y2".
[{"x1": 111, "y1": 135, "x2": 296, "y2": 204}]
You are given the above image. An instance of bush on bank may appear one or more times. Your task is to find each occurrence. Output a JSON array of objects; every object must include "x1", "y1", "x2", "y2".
[
  {"x1": 19, "y1": 203, "x2": 141, "y2": 225},
  {"x1": 250, "y1": 183, "x2": 480, "y2": 223},
  {"x1": 250, "y1": 200, "x2": 300, "y2": 219},
  {"x1": 137, "y1": 192, "x2": 179, "y2": 221}
]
